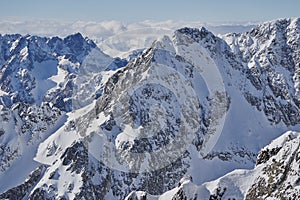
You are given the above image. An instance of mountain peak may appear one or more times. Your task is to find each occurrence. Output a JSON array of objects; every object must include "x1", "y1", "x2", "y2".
[
  {"x1": 63, "y1": 32, "x2": 96, "y2": 56},
  {"x1": 175, "y1": 26, "x2": 215, "y2": 42},
  {"x1": 64, "y1": 32, "x2": 85, "y2": 42}
]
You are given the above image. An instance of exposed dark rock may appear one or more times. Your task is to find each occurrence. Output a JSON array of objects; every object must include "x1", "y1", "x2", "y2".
[{"x1": 0, "y1": 165, "x2": 46, "y2": 200}]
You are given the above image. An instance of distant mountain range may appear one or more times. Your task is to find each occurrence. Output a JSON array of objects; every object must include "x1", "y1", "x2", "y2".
[{"x1": 0, "y1": 20, "x2": 255, "y2": 58}]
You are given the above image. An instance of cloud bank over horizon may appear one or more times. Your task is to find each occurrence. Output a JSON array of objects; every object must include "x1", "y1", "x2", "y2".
[
  {"x1": 0, "y1": 19, "x2": 257, "y2": 58},
  {"x1": 0, "y1": 19, "x2": 256, "y2": 39}
]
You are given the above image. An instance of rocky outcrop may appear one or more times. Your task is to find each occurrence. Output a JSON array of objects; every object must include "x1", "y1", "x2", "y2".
[
  {"x1": 245, "y1": 132, "x2": 300, "y2": 199},
  {"x1": 125, "y1": 131, "x2": 300, "y2": 200},
  {"x1": 0, "y1": 165, "x2": 46, "y2": 200}
]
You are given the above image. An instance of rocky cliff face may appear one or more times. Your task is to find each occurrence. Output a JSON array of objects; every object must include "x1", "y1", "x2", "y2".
[
  {"x1": 126, "y1": 131, "x2": 300, "y2": 200},
  {"x1": 224, "y1": 18, "x2": 300, "y2": 126},
  {"x1": 0, "y1": 18, "x2": 300, "y2": 200}
]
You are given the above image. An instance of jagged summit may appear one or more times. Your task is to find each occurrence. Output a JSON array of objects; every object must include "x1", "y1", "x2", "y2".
[
  {"x1": 0, "y1": 32, "x2": 120, "y2": 108},
  {"x1": 176, "y1": 26, "x2": 214, "y2": 41},
  {"x1": 63, "y1": 32, "x2": 97, "y2": 57}
]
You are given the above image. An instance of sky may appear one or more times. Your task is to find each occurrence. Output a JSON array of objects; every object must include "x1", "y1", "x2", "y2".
[{"x1": 0, "y1": 0, "x2": 299, "y2": 23}]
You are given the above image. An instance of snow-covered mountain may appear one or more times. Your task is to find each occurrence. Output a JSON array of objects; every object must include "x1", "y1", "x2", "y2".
[
  {"x1": 0, "y1": 18, "x2": 300, "y2": 199},
  {"x1": 0, "y1": 32, "x2": 126, "y2": 195},
  {"x1": 126, "y1": 130, "x2": 300, "y2": 199}
]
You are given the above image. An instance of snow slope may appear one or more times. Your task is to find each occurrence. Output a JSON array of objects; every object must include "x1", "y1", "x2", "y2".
[{"x1": 126, "y1": 131, "x2": 300, "y2": 199}]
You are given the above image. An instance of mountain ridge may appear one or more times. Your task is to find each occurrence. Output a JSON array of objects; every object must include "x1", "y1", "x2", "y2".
[{"x1": 0, "y1": 18, "x2": 300, "y2": 199}]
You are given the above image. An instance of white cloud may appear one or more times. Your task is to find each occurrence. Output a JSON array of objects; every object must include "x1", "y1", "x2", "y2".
[
  {"x1": 0, "y1": 20, "x2": 255, "y2": 57},
  {"x1": 0, "y1": 19, "x2": 255, "y2": 38}
]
